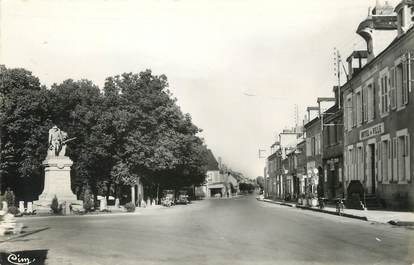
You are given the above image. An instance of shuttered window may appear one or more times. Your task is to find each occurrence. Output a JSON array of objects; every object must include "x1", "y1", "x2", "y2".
[{"x1": 390, "y1": 67, "x2": 397, "y2": 110}]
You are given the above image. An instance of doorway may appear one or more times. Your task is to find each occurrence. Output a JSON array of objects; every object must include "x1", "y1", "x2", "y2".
[{"x1": 367, "y1": 144, "x2": 376, "y2": 194}]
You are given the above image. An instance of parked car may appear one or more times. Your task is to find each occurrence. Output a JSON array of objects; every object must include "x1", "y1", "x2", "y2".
[
  {"x1": 161, "y1": 190, "x2": 175, "y2": 207},
  {"x1": 161, "y1": 196, "x2": 173, "y2": 207},
  {"x1": 176, "y1": 194, "x2": 189, "y2": 205}
]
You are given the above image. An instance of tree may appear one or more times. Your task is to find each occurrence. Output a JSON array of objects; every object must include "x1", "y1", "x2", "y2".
[
  {"x1": 48, "y1": 79, "x2": 108, "y2": 200},
  {"x1": 0, "y1": 67, "x2": 209, "y2": 203},
  {"x1": 103, "y1": 70, "x2": 208, "y2": 199},
  {"x1": 0, "y1": 66, "x2": 51, "y2": 201}
]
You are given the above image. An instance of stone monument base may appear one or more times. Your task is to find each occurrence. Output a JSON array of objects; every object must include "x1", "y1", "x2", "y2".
[{"x1": 34, "y1": 156, "x2": 83, "y2": 212}]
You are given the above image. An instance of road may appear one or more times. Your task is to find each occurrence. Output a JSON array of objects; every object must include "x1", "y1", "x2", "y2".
[{"x1": 1, "y1": 195, "x2": 413, "y2": 265}]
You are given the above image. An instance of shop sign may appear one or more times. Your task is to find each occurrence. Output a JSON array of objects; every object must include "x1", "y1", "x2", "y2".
[{"x1": 360, "y1": 122, "x2": 384, "y2": 141}]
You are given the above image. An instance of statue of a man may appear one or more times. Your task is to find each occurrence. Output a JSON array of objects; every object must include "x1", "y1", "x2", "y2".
[{"x1": 48, "y1": 125, "x2": 67, "y2": 157}]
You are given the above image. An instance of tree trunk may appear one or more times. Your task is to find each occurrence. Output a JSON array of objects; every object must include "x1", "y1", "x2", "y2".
[
  {"x1": 106, "y1": 181, "x2": 111, "y2": 200},
  {"x1": 137, "y1": 177, "x2": 140, "y2": 206},
  {"x1": 131, "y1": 185, "x2": 135, "y2": 205},
  {"x1": 156, "y1": 184, "x2": 160, "y2": 205}
]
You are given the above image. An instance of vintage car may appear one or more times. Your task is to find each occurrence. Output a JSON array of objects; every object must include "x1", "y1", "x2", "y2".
[
  {"x1": 161, "y1": 196, "x2": 173, "y2": 207},
  {"x1": 176, "y1": 193, "x2": 189, "y2": 205},
  {"x1": 161, "y1": 190, "x2": 175, "y2": 207}
]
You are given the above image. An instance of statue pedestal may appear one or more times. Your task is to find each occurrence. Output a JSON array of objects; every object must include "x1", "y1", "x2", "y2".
[{"x1": 34, "y1": 156, "x2": 83, "y2": 211}]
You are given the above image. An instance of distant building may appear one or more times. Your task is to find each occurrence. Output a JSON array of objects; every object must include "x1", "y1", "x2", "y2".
[
  {"x1": 198, "y1": 151, "x2": 240, "y2": 198},
  {"x1": 265, "y1": 129, "x2": 302, "y2": 200}
]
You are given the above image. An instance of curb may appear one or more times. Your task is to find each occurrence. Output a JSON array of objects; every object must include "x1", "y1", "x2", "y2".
[
  {"x1": 260, "y1": 199, "x2": 368, "y2": 221},
  {"x1": 295, "y1": 205, "x2": 368, "y2": 221},
  {"x1": 260, "y1": 199, "x2": 294, "y2": 207},
  {"x1": 388, "y1": 220, "x2": 414, "y2": 227}
]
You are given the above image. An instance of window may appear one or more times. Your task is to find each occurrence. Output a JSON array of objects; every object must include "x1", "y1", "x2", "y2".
[
  {"x1": 315, "y1": 134, "x2": 321, "y2": 155},
  {"x1": 390, "y1": 67, "x2": 397, "y2": 110},
  {"x1": 346, "y1": 146, "x2": 354, "y2": 181},
  {"x1": 346, "y1": 94, "x2": 353, "y2": 130},
  {"x1": 396, "y1": 53, "x2": 411, "y2": 109},
  {"x1": 347, "y1": 146, "x2": 355, "y2": 181},
  {"x1": 396, "y1": 62, "x2": 404, "y2": 107},
  {"x1": 396, "y1": 129, "x2": 410, "y2": 183},
  {"x1": 380, "y1": 139, "x2": 390, "y2": 182},
  {"x1": 367, "y1": 83, "x2": 375, "y2": 121},
  {"x1": 325, "y1": 126, "x2": 330, "y2": 146},
  {"x1": 356, "y1": 89, "x2": 362, "y2": 126},
  {"x1": 357, "y1": 145, "x2": 364, "y2": 181},
  {"x1": 379, "y1": 70, "x2": 389, "y2": 116},
  {"x1": 311, "y1": 137, "x2": 316, "y2": 156},
  {"x1": 306, "y1": 138, "x2": 311, "y2": 156},
  {"x1": 352, "y1": 93, "x2": 357, "y2": 127},
  {"x1": 352, "y1": 148, "x2": 356, "y2": 180},
  {"x1": 392, "y1": 137, "x2": 397, "y2": 182},
  {"x1": 363, "y1": 86, "x2": 368, "y2": 122}
]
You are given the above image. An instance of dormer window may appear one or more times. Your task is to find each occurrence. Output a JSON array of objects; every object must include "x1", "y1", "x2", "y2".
[{"x1": 395, "y1": 0, "x2": 414, "y2": 36}]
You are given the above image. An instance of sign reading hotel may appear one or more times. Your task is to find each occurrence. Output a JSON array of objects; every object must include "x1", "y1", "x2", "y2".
[{"x1": 360, "y1": 122, "x2": 384, "y2": 141}]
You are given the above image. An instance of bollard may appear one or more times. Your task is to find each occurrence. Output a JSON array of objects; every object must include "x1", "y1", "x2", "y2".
[
  {"x1": 19, "y1": 201, "x2": 25, "y2": 214},
  {"x1": 27, "y1": 202, "x2": 33, "y2": 214},
  {"x1": 99, "y1": 198, "x2": 107, "y2": 211},
  {"x1": 2, "y1": 201, "x2": 8, "y2": 213}
]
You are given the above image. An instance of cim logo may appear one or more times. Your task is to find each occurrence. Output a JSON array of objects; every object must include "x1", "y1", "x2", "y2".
[
  {"x1": 0, "y1": 251, "x2": 47, "y2": 265},
  {"x1": 7, "y1": 253, "x2": 35, "y2": 265}
]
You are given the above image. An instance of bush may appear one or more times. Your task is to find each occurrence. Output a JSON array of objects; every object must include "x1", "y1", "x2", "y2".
[
  {"x1": 83, "y1": 190, "x2": 94, "y2": 212},
  {"x1": 4, "y1": 189, "x2": 15, "y2": 207},
  {"x1": 8, "y1": 206, "x2": 20, "y2": 216},
  {"x1": 124, "y1": 202, "x2": 136, "y2": 212},
  {"x1": 51, "y1": 196, "x2": 62, "y2": 214}
]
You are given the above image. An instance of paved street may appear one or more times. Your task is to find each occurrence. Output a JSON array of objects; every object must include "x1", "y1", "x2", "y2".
[{"x1": 1, "y1": 195, "x2": 413, "y2": 265}]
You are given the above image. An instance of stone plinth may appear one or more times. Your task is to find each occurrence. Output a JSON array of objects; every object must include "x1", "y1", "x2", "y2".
[{"x1": 34, "y1": 156, "x2": 82, "y2": 209}]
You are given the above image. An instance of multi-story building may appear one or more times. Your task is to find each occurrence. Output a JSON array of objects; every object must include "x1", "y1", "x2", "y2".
[
  {"x1": 266, "y1": 129, "x2": 302, "y2": 200},
  {"x1": 304, "y1": 114, "x2": 323, "y2": 196},
  {"x1": 284, "y1": 147, "x2": 300, "y2": 200},
  {"x1": 321, "y1": 87, "x2": 345, "y2": 200},
  {"x1": 296, "y1": 137, "x2": 307, "y2": 195},
  {"x1": 343, "y1": 0, "x2": 414, "y2": 210},
  {"x1": 265, "y1": 142, "x2": 281, "y2": 199}
]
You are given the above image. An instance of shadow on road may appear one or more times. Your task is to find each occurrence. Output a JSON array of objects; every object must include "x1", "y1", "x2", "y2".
[{"x1": 0, "y1": 227, "x2": 50, "y2": 243}]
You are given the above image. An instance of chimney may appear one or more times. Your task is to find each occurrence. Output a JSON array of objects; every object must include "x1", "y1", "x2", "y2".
[
  {"x1": 356, "y1": 1, "x2": 398, "y2": 62},
  {"x1": 395, "y1": 0, "x2": 414, "y2": 36},
  {"x1": 346, "y1": 50, "x2": 368, "y2": 79},
  {"x1": 306, "y1": 106, "x2": 319, "y2": 123}
]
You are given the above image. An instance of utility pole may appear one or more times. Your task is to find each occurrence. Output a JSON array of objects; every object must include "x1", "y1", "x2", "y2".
[{"x1": 334, "y1": 47, "x2": 342, "y2": 109}]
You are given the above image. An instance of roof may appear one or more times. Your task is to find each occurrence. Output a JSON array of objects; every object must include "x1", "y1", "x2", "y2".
[
  {"x1": 205, "y1": 149, "x2": 219, "y2": 171},
  {"x1": 304, "y1": 116, "x2": 320, "y2": 129},
  {"x1": 342, "y1": 25, "x2": 414, "y2": 93}
]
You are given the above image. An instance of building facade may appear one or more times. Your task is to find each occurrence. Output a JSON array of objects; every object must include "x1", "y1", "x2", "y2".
[
  {"x1": 343, "y1": 1, "x2": 414, "y2": 210},
  {"x1": 304, "y1": 116, "x2": 323, "y2": 196},
  {"x1": 321, "y1": 97, "x2": 345, "y2": 200}
]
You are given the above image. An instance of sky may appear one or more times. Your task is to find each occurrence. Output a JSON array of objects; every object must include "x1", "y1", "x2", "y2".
[{"x1": 0, "y1": 0, "x2": 400, "y2": 178}]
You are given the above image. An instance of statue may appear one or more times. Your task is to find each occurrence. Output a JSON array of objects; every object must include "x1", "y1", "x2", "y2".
[
  {"x1": 35, "y1": 125, "x2": 81, "y2": 211},
  {"x1": 48, "y1": 125, "x2": 76, "y2": 157}
]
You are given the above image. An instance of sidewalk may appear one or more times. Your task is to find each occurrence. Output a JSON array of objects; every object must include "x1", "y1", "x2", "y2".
[{"x1": 260, "y1": 198, "x2": 414, "y2": 226}]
